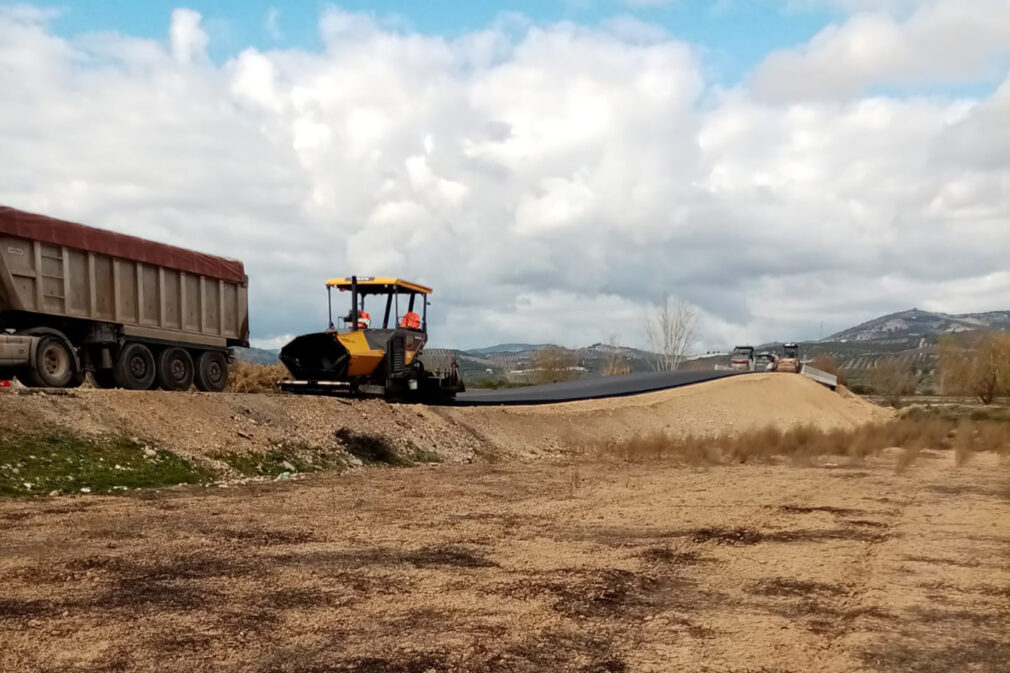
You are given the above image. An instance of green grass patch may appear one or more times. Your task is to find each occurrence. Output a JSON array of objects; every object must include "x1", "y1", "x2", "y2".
[
  {"x1": 0, "y1": 433, "x2": 212, "y2": 497},
  {"x1": 214, "y1": 441, "x2": 356, "y2": 478},
  {"x1": 215, "y1": 448, "x2": 314, "y2": 477},
  {"x1": 403, "y1": 440, "x2": 442, "y2": 464}
]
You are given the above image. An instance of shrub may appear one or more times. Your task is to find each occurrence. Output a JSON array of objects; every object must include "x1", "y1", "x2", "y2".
[
  {"x1": 532, "y1": 347, "x2": 580, "y2": 384},
  {"x1": 869, "y1": 357, "x2": 918, "y2": 407},
  {"x1": 229, "y1": 361, "x2": 290, "y2": 394},
  {"x1": 810, "y1": 355, "x2": 847, "y2": 387},
  {"x1": 939, "y1": 332, "x2": 1010, "y2": 404},
  {"x1": 593, "y1": 418, "x2": 1003, "y2": 468}
]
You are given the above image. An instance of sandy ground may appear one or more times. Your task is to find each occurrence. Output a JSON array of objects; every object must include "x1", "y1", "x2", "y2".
[
  {"x1": 1, "y1": 448, "x2": 1006, "y2": 672},
  {"x1": 0, "y1": 374, "x2": 891, "y2": 466}
]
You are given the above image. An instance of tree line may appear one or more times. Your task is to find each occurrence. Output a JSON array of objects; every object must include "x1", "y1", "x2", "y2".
[{"x1": 863, "y1": 332, "x2": 1010, "y2": 406}]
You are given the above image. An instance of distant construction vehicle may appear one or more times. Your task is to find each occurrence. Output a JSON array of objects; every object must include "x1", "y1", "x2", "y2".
[
  {"x1": 728, "y1": 346, "x2": 755, "y2": 371},
  {"x1": 0, "y1": 206, "x2": 248, "y2": 391},
  {"x1": 776, "y1": 342, "x2": 801, "y2": 373},
  {"x1": 280, "y1": 276, "x2": 464, "y2": 400},
  {"x1": 754, "y1": 351, "x2": 778, "y2": 372}
]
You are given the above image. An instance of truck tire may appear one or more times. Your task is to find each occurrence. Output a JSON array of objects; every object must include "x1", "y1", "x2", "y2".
[
  {"x1": 194, "y1": 350, "x2": 229, "y2": 393},
  {"x1": 156, "y1": 347, "x2": 195, "y2": 391},
  {"x1": 114, "y1": 342, "x2": 157, "y2": 390},
  {"x1": 21, "y1": 335, "x2": 77, "y2": 388}
]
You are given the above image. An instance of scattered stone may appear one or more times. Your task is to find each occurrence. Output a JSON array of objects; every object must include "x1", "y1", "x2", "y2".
[
  {"x1": 281, "y1": 460, "x2": 296, "y2": 472},
  {"x1": 143, "y1": 448, "x2": 157, "y2": 458},
  {"x1": 80, "y1": 487, "x2": 91, "y2": 494},
  {"x1": 48, "y1": 490, "x2": 59, "y2": 497}
]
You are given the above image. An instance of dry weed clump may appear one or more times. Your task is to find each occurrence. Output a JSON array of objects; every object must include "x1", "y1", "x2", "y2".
[
  {"x1": 953, "y1": 421, "x2": 975, "y2": 467},
  {"x1": 595, "y1": 418, "x2": 1008, "y2": 468},
  {"x1": 228, "y1": 362, "x2": 290, "y2": 394}
]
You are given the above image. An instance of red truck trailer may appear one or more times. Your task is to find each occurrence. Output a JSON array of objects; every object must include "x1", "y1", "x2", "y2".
[{"x1": 0, "y1": 206, "x2": 249, "y2": 391}]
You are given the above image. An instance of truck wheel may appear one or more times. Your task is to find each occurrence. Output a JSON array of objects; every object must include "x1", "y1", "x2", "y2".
[
  {"x1": 114, "y1": 342, "x2": 157, "y2": 390},
  {"x1": 90, "y1": 370, "x2": 118, "y2": 389},
  {"x1": 194, "y1": 351, "x2": 229, "y2": 392},
  {"x1": 157, "y1": 347, "x2": 194, "y2": 391},
  {"x1": 21, "y1": 336, "x2": 77, "y2": 388}
]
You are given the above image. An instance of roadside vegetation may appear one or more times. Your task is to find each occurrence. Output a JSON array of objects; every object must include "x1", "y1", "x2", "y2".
[
  {"x1": 645, "y1": 294, "x2": 697, "y2": 372},
  {"x1": 601, "y1": 335, "x2": 632, "y2": 376},
  {"x1": 228, "y1": 361, "x2": 289, "y2": 394},
  {"x1": 531, "y1": 347, "x2": 580, "y2": 384},
  {"x1": 810, "y1": 355, "x2": 848, "y2": 387},
  {"x1": 0, "y1": 433, "x2": 212, "y2": 497},
  {"x1": 0, "y1": 425, "x2": 442, "y2": 497},
  {"x1": 596, "y1": 418, "x2": 1010, "y2": 468},
  {"x1": 868, "y1": 357, "x2": 919, "y2": 407},
  {"x1": 938, "y1": 332, "x2": 1010, "y2": 404}
]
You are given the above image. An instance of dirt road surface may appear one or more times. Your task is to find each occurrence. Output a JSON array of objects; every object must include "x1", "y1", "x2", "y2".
[{"x1": 2, "y1": 448, "x2": 1006, "y2": 672}]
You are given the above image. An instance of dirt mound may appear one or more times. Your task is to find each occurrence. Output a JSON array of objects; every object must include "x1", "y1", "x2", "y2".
[
  {"x1": 0, "y1": 374, "x2": 889, "y2": 467},
  {"x1": 440, "y1": 373, "x2": 893, "y2": 456}
]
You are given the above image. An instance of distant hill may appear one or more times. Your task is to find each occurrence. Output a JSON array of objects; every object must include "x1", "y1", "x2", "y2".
[
  {"x1": 432, "y1": 342, "x2": 660, "y2": 384},
  {"x1": 234, "y1": 347, "x2": 281, "y2": 365},
  {"x1": 827, "y1": 308, "x2": 1010, "y2": 343},
  {"x1": 804, "y1": 308, "x2": 1010, "y2": 392},
  {"x1": 464, "y1": 343, "x2": 551, "y2": 356},
  {"x1": 684, "y1": 308, "x2": 1010, "y2": 393}
]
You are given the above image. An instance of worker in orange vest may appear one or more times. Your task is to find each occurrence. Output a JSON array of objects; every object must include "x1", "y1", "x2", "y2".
[
  {"x1": 356, "y1": 310, "x2": 371, "y2": 329},
  {"x1": 400, "y1": 311, "x2": 421, "y2": 330}
]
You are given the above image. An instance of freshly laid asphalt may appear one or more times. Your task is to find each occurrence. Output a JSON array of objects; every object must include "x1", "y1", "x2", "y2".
[{"x1": 452, "y1": 369, "x2": 741, "y2": 406}]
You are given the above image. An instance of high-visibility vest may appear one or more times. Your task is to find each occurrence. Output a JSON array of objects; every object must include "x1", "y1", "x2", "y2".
[
  {"x1": 357, "y1": 311, "x2": 371, "y2": 329},
  {"x1": 400, "y1": 312, "x2": 421, "y2": 330}
]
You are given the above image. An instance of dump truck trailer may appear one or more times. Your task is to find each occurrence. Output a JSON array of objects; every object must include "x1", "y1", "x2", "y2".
[{"x1": 0, "y1": 206, "x2": 249, "y2": 390}]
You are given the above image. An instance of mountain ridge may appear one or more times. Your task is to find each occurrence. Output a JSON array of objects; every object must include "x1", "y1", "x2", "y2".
[{"x1": 827, "y1": 308, "x2": 1010, "y2": 343}]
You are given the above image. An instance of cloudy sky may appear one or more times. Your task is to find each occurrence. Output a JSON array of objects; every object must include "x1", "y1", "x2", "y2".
[{"x1": 1, "y1": 1, "x2": 1008, "y2": 351}]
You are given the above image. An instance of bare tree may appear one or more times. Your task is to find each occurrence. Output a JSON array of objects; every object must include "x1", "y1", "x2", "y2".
[
  {"x1": 868, "y1": 357, "x2": 917, "y2": 407},
  {"x1": 645, "y1": 295, "x2": 697, "y2": 372},
  {"x1": 810, "y1": 355, "x2": 848, "y2": 387},
  {"x1": 939, "y1": 332, "x2": 1010, "y2": 404},
  {"x1": 601, "y1": 335, "x2": 631, "y2": 377},
  {"x1": 532, "y1": 347, "x2": 579, "y2": 384}
]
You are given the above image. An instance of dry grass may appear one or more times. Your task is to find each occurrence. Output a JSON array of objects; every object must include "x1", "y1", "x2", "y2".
[
  {"x1": 596, "y1": 418, "x2": 1010, "y2": 469},
  {"x1": 228, "y1": 362, "x2": 290, "y2": 394}
]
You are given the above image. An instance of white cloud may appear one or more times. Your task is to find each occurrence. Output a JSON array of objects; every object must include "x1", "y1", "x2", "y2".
[
  {"x1": 0, "y1": 4, "x2": 1007, "y2": 351},
  {"x1": 754, "y1": 0, "x2": 1010, "y2": 101},
  {"x1": 169, "y1": 8, "x2": 208, "y2": 64}
]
